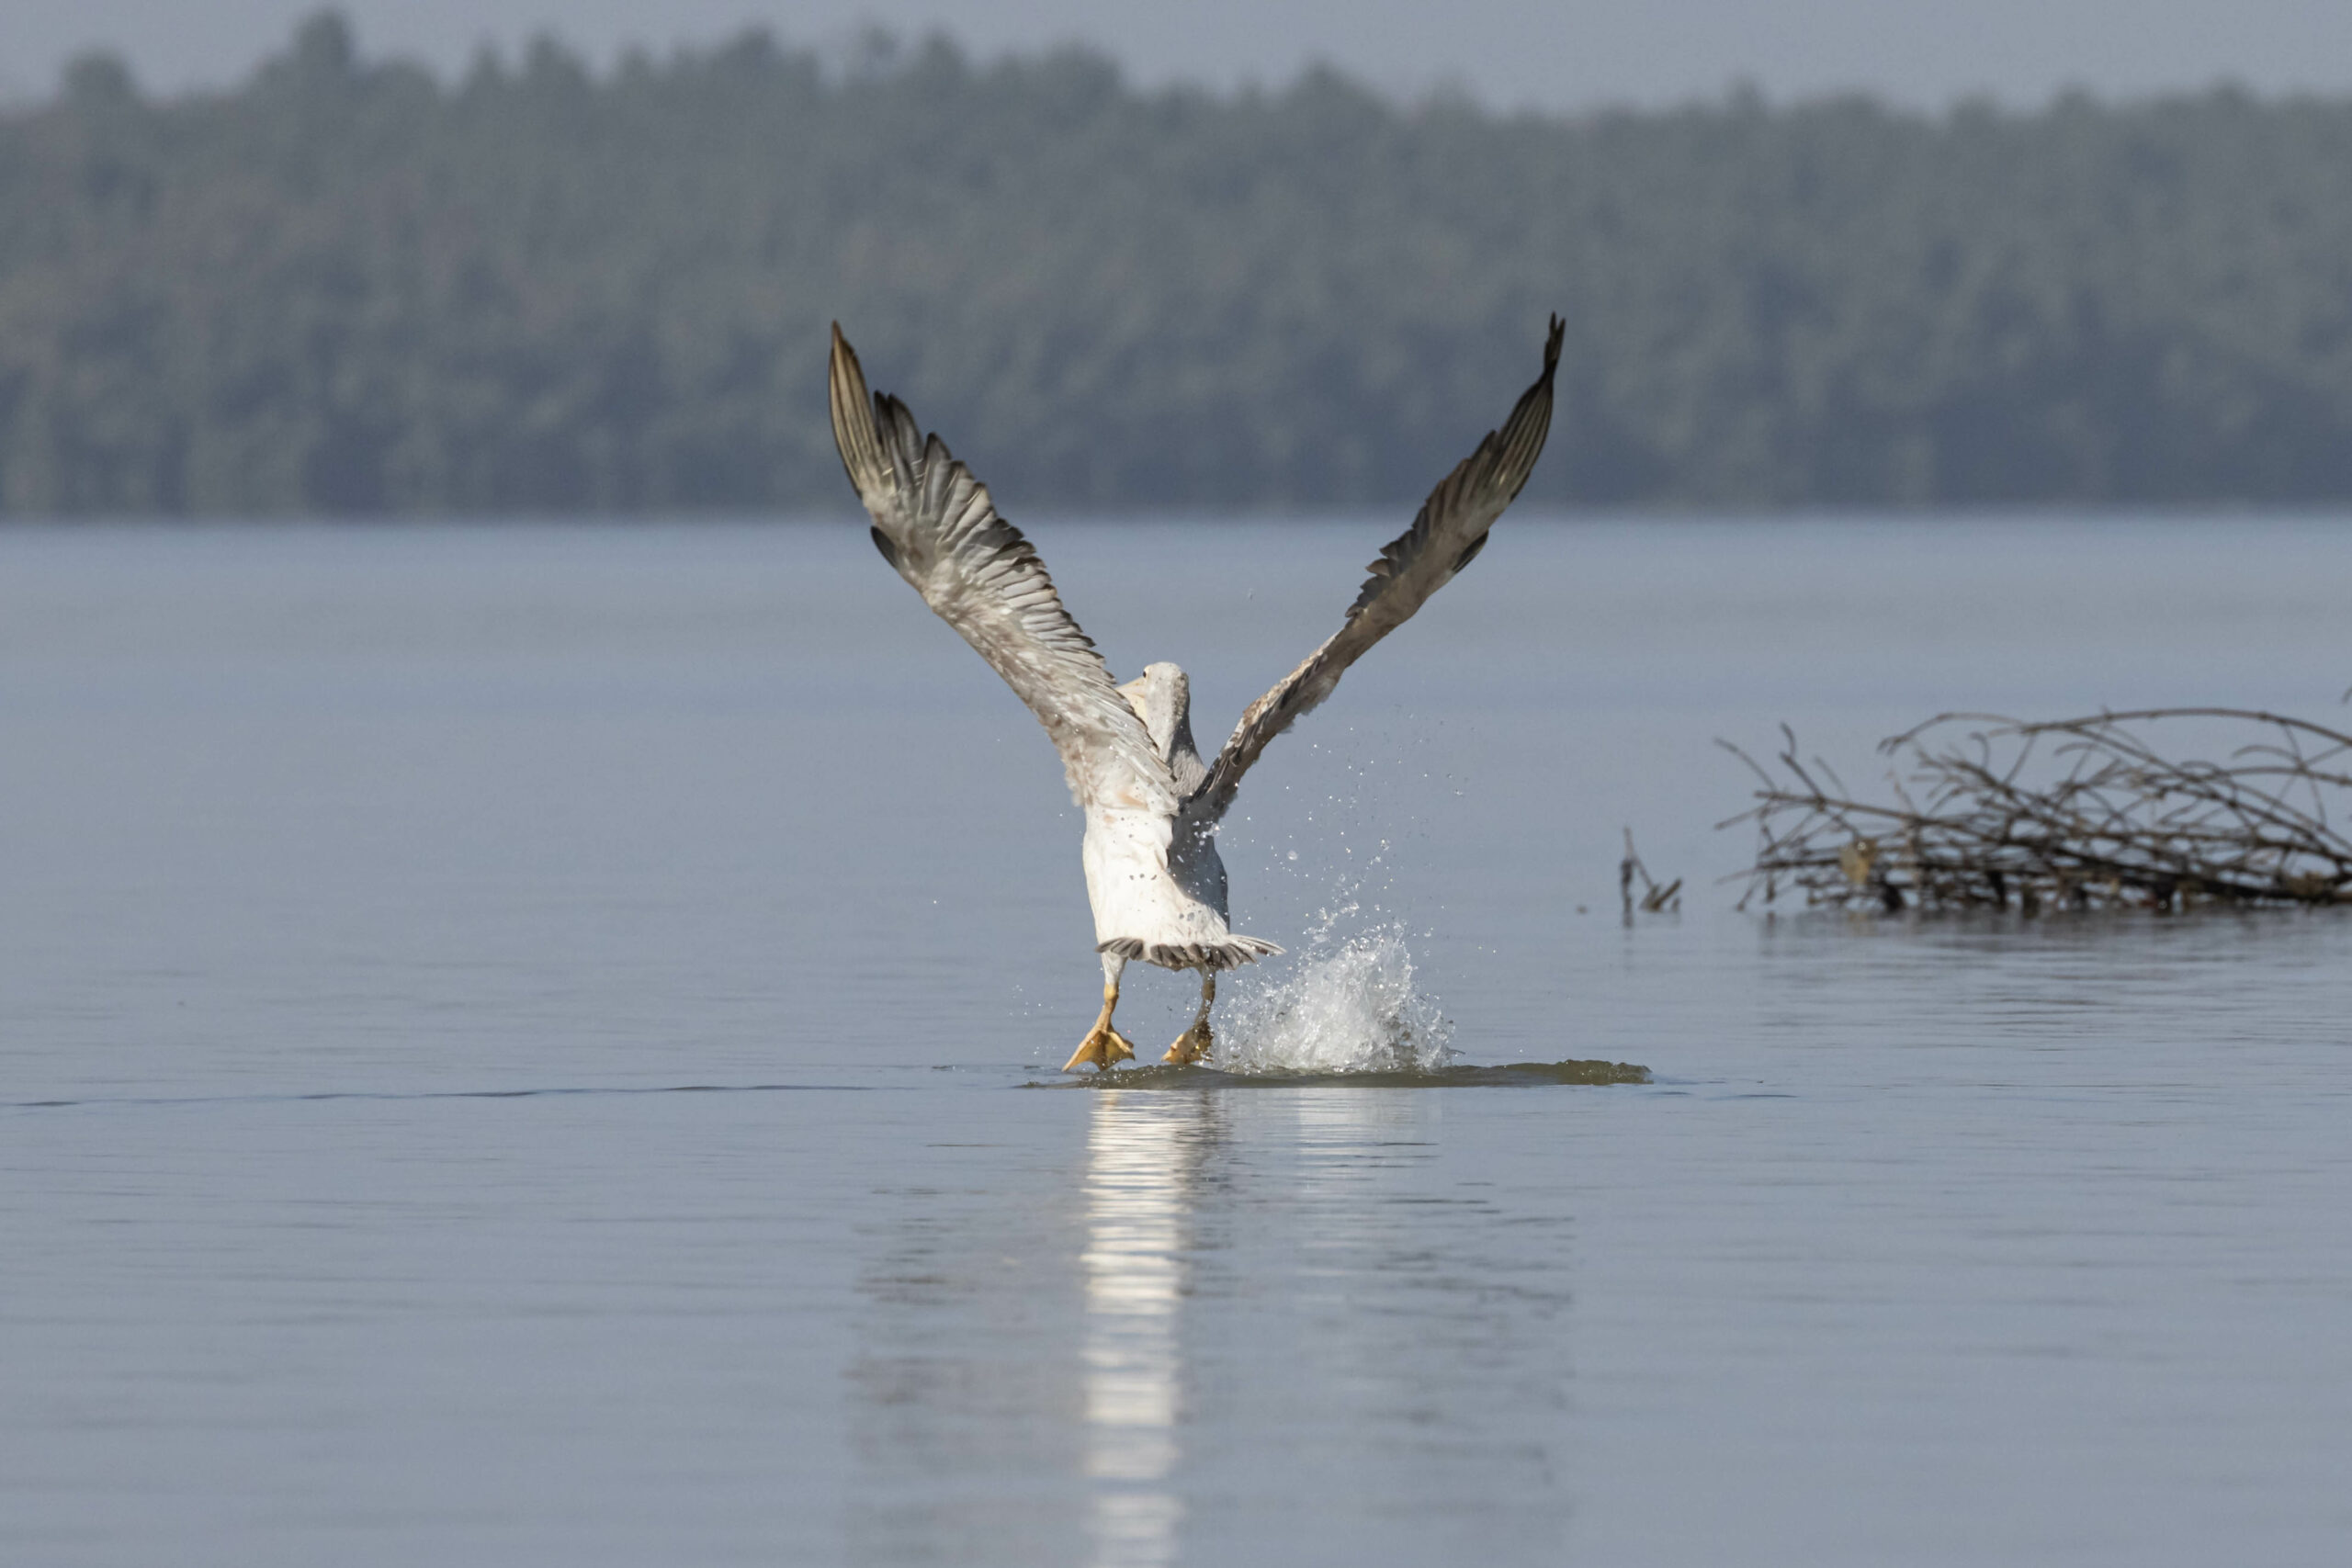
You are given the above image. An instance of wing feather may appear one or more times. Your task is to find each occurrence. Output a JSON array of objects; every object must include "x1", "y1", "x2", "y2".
[
  {"x1": 830, "y1": 324, "x2": 1176, "y2": 815},
  {"x1": 1192, "y1": 316, "x2": 1565, "y2": 820}
]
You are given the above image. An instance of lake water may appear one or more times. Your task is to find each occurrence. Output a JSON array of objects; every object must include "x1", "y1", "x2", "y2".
[{"x1": 4, "y1": 516, "x2": 2350, "y2": 1566}]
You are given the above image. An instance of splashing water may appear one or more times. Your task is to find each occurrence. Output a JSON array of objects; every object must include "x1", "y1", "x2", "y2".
[{"x1": 1218, "y1": 924, "x2": 1458, "y2": 1075}]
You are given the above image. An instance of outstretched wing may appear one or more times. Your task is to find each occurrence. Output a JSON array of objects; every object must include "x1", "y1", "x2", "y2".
[
  {"x1": 830, "y1": 323, "x2": 1176, "y2": 815},
  {"x1": 1191, "y1": 316, "x2": 1565, "y2": 821}
]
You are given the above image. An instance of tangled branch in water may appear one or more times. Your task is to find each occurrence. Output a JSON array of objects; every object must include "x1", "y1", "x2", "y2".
[
  {"x1": 1719, "y1": 708, "x2": 2352, "y2": 913},
  {"x1": 1619, "y1": 827, "x2": 1681, "y2": 917}
]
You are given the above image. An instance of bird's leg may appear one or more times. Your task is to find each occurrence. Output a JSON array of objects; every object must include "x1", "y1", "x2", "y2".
[
  {"x1": 1164, "y1": 969, "x2": 1216, "y2": 1066},
  {"x1": 1063, "y1": 953, "x2": 1136, "y2": 1071}
]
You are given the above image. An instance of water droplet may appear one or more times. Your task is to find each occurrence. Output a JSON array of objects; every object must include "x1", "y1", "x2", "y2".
[{"x1": 1220, "y1": 926, "x2": 1456, "y2": 1075}]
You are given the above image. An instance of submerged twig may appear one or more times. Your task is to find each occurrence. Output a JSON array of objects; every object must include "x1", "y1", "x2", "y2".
[
  {"x1": 1620, "y1": 828, "x2": 1682, "y2": 919},
  {"x1": 1721, "y1": 709, "x2": 2352, "y2": 913}
]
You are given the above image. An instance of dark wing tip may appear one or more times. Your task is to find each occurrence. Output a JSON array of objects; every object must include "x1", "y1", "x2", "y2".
[
  {"x1": 829, "y1": 322, "x2": 890, "y2": 501},
  {"x1": 828, "y1": 324, "x2": 865, "y2": 411},
  {"x1": 1542, "y1": 314, "x2": 1565, "y2": 378}
]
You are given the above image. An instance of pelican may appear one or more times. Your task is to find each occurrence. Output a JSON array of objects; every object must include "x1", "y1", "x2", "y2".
[{"x1": 829, "y1": 318, "x2": 1563, "y2": 1070}]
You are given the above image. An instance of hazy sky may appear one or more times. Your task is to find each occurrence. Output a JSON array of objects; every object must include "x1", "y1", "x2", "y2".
[{"x1": 6, "y1": 0, "x2": 2352, "y2": 109}]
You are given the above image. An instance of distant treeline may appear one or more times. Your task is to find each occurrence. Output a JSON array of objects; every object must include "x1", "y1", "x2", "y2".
[{"x1": 9, "y1": 12, "x2": 2352, "y2": 515}]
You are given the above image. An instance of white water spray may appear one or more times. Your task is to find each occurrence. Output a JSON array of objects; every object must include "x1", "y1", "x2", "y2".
[
  {"x1": 1214, "y1": 750, "x2": 1459, "y2": 1075},
  {"x1": 1218, "y1": 920, "x2": 1457, "y2": 1076}
]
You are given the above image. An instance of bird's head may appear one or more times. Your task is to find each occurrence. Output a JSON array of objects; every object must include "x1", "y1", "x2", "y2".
[{"x1": 1119, "y1": 661, "x2": 1199, "y2": 773}]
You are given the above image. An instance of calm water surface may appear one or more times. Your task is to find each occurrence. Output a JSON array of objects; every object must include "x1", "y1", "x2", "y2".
[{"x1": 4, "y1": 517, "x2": 2351, "y2": 1565}]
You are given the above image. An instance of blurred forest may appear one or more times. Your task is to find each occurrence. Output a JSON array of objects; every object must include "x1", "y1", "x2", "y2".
[{"x1": 9, "y1": 11, "x2": 2352, "y2": 515}]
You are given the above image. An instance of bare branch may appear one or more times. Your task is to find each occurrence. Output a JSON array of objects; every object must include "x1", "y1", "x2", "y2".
[{"x1": 1723, "y1": 709, "x2": 2352, "y2": 912}]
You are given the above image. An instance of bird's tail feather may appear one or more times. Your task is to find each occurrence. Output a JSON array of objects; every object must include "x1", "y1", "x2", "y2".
[{"x1": 1098, "y1": 935, "x2": 1283, "y2": 972}]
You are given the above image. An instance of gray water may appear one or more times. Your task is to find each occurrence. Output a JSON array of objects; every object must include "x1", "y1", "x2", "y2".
[{"x1": 5, "y1": 516, "x2": 2350, "y2": 1566}]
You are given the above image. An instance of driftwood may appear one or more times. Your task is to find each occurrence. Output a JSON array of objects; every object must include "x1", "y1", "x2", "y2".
[
  {"x1": 1720, "y1": 709, "x2": 2352, "y2": 913},
  {"x1": 1619, "y1": 828, "x2": 1681, "y2": 918}
]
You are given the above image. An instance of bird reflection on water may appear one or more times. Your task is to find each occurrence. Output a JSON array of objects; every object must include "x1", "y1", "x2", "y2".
[
  {"x1": 843, "y1": 1090, "x2": 1221, "y2": 1568},
  {"x1": 846, "y1": 1078, "x2": 1587, "y2": 1565},
  {"x1": 1079, "y1": 1091, "x2": 1212, "y2": 1565}
]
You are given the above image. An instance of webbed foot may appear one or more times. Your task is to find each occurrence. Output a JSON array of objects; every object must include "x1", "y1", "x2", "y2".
[
  {"x1": 1163, "y1": 1019, "x2": 1213, "y2": 1066},
  {"x1": 1064, "y1": 1021, "x2": 1136, "y2": 1072}
]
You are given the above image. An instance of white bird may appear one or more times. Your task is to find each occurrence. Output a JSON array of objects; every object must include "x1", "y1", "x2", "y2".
[{"x1": 829, "y1": 318, "x2": 1563, "y2": 1069}]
